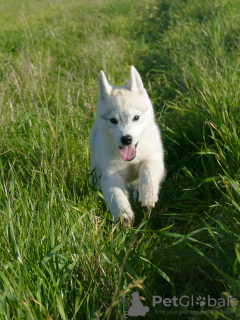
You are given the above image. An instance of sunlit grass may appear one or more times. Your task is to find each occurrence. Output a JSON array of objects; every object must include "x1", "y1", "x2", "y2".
[{"x1": 0, "y1": 0, "x2": 240, "y2": 319}]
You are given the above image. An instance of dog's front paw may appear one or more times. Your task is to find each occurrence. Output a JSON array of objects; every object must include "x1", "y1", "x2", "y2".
[
  {"x1": 142, "y1": 206, "x2": 152, "y2": 218},
  {"x1": 121, "y1": 212, "x2": 134, "y2": 227},
  {"x1": 138, "y1": 189, "x2": 158, "y2": 208}
]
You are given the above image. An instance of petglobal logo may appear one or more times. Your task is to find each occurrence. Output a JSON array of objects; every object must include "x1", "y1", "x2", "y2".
[
  {"x1": 153, "y1": 295, "x2": 238, "y2": 308},
  {"x1": 121, "y1": 292, "x2": 238, "y2": 318}
]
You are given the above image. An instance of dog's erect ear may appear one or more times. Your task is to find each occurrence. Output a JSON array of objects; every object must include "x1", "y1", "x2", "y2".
[
  {"x1": 99, "y1": 71, "x2": 112, "y2": 99},
  {"x1": 126, "y1": 66, "x2": 145, "y2": 94}
]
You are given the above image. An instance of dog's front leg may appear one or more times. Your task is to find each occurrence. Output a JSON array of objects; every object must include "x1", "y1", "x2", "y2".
[
  {"x1": 100, "y1": 175, "x2": 134, "y2": 225},
  {"x1": 138, "y1": 160, "x2": 165, "y2": 209}
]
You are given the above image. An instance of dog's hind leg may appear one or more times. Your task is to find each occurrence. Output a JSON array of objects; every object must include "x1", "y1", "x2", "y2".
[{"x1": 127, "y1": 183, "x2": 138, "y2": 203}]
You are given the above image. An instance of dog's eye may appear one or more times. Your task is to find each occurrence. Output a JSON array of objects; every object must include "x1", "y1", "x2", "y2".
[
  {"x1": 133, "y1": 115, "x2": 140, "y2": 121},
  {"x1": 110, "y1": 118, "x2": 118, "y2": 124}
]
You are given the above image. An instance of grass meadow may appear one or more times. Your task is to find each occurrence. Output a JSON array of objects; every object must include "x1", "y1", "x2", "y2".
[{"x1": 0, "y1": 0, "x2": 240, "y2": 319}]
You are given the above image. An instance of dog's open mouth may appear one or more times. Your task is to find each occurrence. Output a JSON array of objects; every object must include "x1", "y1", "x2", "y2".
[{"x1": 119, "y1": 143, "x2": 138, "y2": 161}]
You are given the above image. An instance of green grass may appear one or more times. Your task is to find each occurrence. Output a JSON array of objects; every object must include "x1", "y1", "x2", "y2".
[{"x1": 0, "y1": 0, "x2": 240, "y2": 319}]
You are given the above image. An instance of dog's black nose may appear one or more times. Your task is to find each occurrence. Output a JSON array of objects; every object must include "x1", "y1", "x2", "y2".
[{"x1": 121, "y1": 135, "x2": 132, "y2": 146}]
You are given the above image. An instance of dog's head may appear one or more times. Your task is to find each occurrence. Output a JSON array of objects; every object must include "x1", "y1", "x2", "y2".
[{"x1": 96, "y1": 66, "x2": 154, "y2": 161}]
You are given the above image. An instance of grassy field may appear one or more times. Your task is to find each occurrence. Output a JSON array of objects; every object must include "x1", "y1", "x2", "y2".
[{"x1": 0, "y1": 0, "x2": 240, "y2": 319}]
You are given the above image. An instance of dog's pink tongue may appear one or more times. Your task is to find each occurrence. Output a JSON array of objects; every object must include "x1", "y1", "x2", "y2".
[{"x1": 119, "y1": 146, "x2": 136, "y2": 161}]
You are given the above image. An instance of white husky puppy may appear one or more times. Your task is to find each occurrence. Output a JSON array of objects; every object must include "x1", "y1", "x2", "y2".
[{"x1": 90, "y1": 66, "x2": 165, "y2": 225}]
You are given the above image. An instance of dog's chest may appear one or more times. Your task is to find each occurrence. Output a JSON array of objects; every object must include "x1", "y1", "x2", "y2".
[{"x1": 123, "y1": 162, "x2": 142, "y2": 183}]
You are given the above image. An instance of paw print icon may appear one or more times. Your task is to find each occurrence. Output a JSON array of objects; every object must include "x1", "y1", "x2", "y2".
[{"x1": 195, "y1": 296, "x2": 206, "y2": 307}]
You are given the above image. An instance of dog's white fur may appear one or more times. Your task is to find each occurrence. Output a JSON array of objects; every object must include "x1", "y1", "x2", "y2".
[{"x1": 90, "y1": 66, "x2": 165, "y2": 225}]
